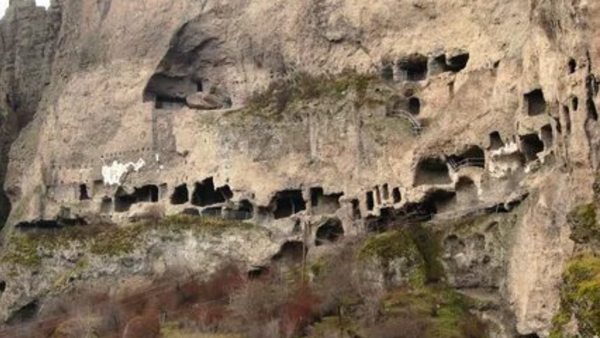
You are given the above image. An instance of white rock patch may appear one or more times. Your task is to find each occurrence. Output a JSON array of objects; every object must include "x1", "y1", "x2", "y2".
[{"x1": 102, "y1": 159, "x2": 146, "y2": 186}]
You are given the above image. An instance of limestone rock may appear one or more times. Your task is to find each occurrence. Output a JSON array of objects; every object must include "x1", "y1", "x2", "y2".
[{"x1": 186, "y1": 92, "x2": 224, "y2": 110}]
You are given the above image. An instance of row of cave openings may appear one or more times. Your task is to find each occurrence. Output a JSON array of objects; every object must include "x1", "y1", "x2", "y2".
[
  {"x1": 381, "y1": 51, "x2": 469, "y2": 118},
  {"x1": 381, "y1": 51, "x2": 470, "y2": 83},
  {"x1": 524, "y1": 58, "x2": 598, "y2": 132},
  {"x1": 94, "y1": 178, "x2": 349, "y2": 224}
]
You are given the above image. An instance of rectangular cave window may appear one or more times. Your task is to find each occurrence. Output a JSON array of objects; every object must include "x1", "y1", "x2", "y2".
[
  {"x1": 79, "y1": 184, "x2": 90, "y2": 201},
  {"x1": 525, "y1": 89, "x2": 547, "y2": 116},
  {"x1": 366, "y1": 191, "x2": 375, "y2": 211},
  {"x1": 271, "y1": 190, "x2": 306, "y2": 219},
  {"x1": 134, "y1": 185, "x2": 159, "y2": 203},
  {"x1": 171, "y1": 184, "x2": 189, "y2": 205},
  {"x1": 520, "y1": 133, "x2": 545, "y2": 162},
  {"x1": 541, "y1": 124, "x2": 553, "y2": 149},
  {"x1": 392, "y1": 187, "x2": 402, "y2": 204},
  {"x1": 351, "y1": 199, "x2": 362, "y2": 219},
  {"x1": 100, "y1": 197, "x2": 112, "y2": 214},
  {"x1": 398, "y1": 55, "x2": 428, "y2": 82}
]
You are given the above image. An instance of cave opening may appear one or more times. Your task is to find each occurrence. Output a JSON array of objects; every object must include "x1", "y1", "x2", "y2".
[
  {"x1": 398, "y1": 55, "x2": 428, "y2": 82},
  {"x1": 572, "y1": 96, "x2": 579, "y2": 111},
  {"x1": 191, "y1": 178, "x2": 227, "y2": 207},
  {"x1": 79, "y1": 184, "x2": 90, "y2": 201},
  {"x1": 423, "y1": 189, "x2": 457, "y2": 214},
  {"x1": 272, "y1": 190, "x2": 306, "y2": 219},
  {"x1": 520, "y1": 133, "x2": 545, "y2": 162},
  {"x1": 392, "y1": 187, "x2": 402, "y2": 204},
  {"x1": 16, "y1": 220, "x2": 61, "y2": 230},
  {"x1": 134, "y1": 185, "x2": 159, "y2": 203},
  {"x1": 6, "y1": 300, "x2": 39, "y2": 326},
  {"x1": 489, "y1": 132, "x2": 504, "y2": 150},
  {"x1": 315, "y1": 218, "x2": 344, "y2": 246},
  {"x1": 414, "y1": 158, "x2": 452, "y2": 186},
  {"x1": 171, "y1": 184, "x2": 189, "y2": 205},
  {"x1": 144, "y1": 74, "x2": 196, "y2": 106},
  {"x1": 381, "y1": 63, "x2": 394, "y2": 81},
  {"x1": 540, "y1": 124, "x2": 553, "y2": 149},
  {"x1": 272, "y1": 241, "x2": 305, "y2": 264},
  {"x1": 525, "y1": 89, "x2": 547, "y2": 116},
  {"x1": 351, "y1": 199, "x2": 362, "y2": 219},
  {"x1": 100, "y1": 197, "x2": 112, "y2": 214},
  {"x1": 446, "y1": 53, "x2": 470, "y2": 72},
  {"x1": 408, "y1": 97, "x2": 421, "y2": 115},
  {"x1": 0, "y1": 281, "x2": 5, "y2": 293},
  {"x1": 225, "y1": 200, "x2": 253, "y2": 220},
  {"x1": 563, "y1": 105, "x2": 572, "y2": 134},
  {"x1": 115, "y1": 188, "x2": 136, "y2": 213},
  {"x1": 366, "y1": 191, "x2": 375, "y2": 211},
  {"x1": 310, "y1": 187, "x2": 342, "y2": 215},
  {"x1": 568, "y1": 58, "x2": 577, "y2": 74},
  {"x1": 588, "y1": 98, "x2": 599, "y2": 121}
]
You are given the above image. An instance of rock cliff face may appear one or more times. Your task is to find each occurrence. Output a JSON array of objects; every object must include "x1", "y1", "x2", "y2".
[{"x1": 0, "y1": 0, "x2": 600, "y2": 337}]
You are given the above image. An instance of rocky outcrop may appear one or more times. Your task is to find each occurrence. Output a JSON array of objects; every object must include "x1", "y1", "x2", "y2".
[{"x1": 0, "y1": 0, "x2": 599, "y2": 337}]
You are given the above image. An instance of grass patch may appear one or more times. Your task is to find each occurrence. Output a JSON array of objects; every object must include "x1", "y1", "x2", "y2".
[{"x1": 551, "y1": 253, "x2": 600, "y2": 338}]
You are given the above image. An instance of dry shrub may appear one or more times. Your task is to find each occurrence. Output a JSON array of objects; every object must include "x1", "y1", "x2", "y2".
[{"x1": 365, "y1": 316, "x2": 428, "y2": 338}]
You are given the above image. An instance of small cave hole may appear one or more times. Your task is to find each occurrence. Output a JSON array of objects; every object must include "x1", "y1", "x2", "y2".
[
  {"x1": 568, "y1": 58, "x2": 577, "y2": 74},
  {"x1": 392, "y1": 188, "x2": 402, "y2": 203},
  {"x1": 525, "y1": 89, "x2": 547, "y2": 116},
  {"x1": 381, "y1": 63, "x2": 394, "y2": 81},
  {"x1": 79, "y1": 184, "x2": 90, "y2": 201},
  {"x1": 315, "y1": 218, "x2": 344, "y2": 246},
  {"x1": 271, "y1": 190, "x2": 306, "y2": 219},
  {"x1": 572, "y1": 96, "x2": 579, "y2": 111},
  {"x1": 489, "y1": 132, "x2": 504, "y2": 150},
  {"x1": 588, "y1": 98, "x2": 599, "y2": 121},
  {"x1": 408, "y1": 97, "x2": 421, "y2": 115},
  {"x1": 0, "y1": 281, "x2": 5, "y2": 293},
  {"x1": 351, "y1": 199, "x2": 362, "y2": 219},
  {"x1": 424, "y1": 189, "x2": 457, "y2": 214},
  {"x1": 248, "y1": 267, "x2": 269, "y2": 280},
  {"x1": 563, "y1": 105, "x2": 572, "y2": 134},
  {"x1": 446, "y1": 53, "x2": 470, "y2": 72},
  {"x1": 115, "y1": 188, "x2": 136, "y2": 213},
  {"x1": 171, "y1": 184, "x2": 189, "y2": 205},
  {"x1": 310, "y1": 187, "x2": 342, "y2": 215},
  {"x1": 541, "y1": 124, "x2": 554, "y2": 149},
  {"x1": 415, "y1": 158, "x2": 452, "y2": 186},
  {"x1": 366, "y1": 191, "x2": 375, "y2": 211},
  {"x1": 7, "y1": 301, "x2": 39, "y2": 325},
  {"x1": 100, "y1": 197, "x2": 112, "y2": 214},
  {"x1": 191, "y1": 178, "x2": 226, "y2": 207},
  {"x1": 398, "y1": 54, "x2": 428, "y2": 82},
  {"x1": 554, "y1": 117, "x2": 562, "y2": 134},
  {"x1": 196, "y1": 79, "x2": 204, "y2": 92},
  {"x1": 272, "y1": 241, "x2": 305, "y2": 264},
  {"x1": 520, "y1": 133, "x2": 545, "y2": 162}
]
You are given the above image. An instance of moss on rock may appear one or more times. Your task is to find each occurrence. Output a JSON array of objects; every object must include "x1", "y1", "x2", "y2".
[
  {"x1": 567, "y1": 204, "x2": 599, "y2": 245},
  {"x1": 551, "y1": 253, "x2": 600, "y2": 338}
]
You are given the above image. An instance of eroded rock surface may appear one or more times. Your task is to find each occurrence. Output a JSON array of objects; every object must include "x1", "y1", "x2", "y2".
[{"x1": 1, "y1": 0, "x2": 600, "y2": 337}]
